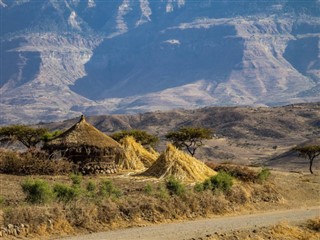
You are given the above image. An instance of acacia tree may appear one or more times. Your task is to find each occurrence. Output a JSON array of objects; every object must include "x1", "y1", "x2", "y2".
[
  {"x1": 0, "y1": 125, "x2": 48, "y2": 149},
  {"x1": 165, "y1": 127, "x2": 213, "y2": 156},
  {"x1": 293, "y1": 145, "x2": 320, "y2": 174},
  {"x1": 42, "y1": 130, "x2": 63, "y2": 142},
  {"x1": 110, "y1": 129, "x2": 159, "y2": 148}
]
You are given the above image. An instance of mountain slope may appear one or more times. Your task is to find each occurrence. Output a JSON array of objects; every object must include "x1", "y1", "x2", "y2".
[{"x1": 0, "y1": 0, "x2": 319, "y2": 124}]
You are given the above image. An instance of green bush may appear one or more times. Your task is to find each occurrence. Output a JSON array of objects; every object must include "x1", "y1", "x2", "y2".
[
  {"x1": 203, "y1": 178, "x2": 213, "y2": 190},
  {"x1": 144, "y1": 183, "x2": 153, "y2": 195},
  {"x1": 86, "y1": 181, "x2": 96, "y2": 192},
  {"x1": 99, "y1": 180, "x2": 122, "y2": 198},
  {"x1": 257, "y1": 168, "x2": 271, "y2": 183},
  {"x1": 0, "y1": 196, "x2": 4, "y2": 206},
  {"x1": 53, "y1": 183, "x2": 81, "y2": 202},
  {"x1": 209, "y1": 172, "x2": 233, "y2": 193},
  {"x1": 194, "y1": 183, "x2": 204, "y2": 192},
  {"x1": 70, "y1": 173, "x2": 82, "y2": 186},
  {"x1": 166, "y1": 176, "x2": 185, "y2": 196},
  {"x1": 214, "y1": 165, "x2": 257, "y2": 182},
  {"x1": 21, "y1": 179, "x2": 54, "y2": 204}
]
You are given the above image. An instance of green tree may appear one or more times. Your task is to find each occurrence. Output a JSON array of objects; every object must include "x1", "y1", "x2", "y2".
[
  {"x1": 0, "y1": 125, "x2": 48, "y2": 149},
  {"x1": 42, "y1": 130, "x2": 63, "y2": 142},
  {"x1": 110, "y1": 129, "x2": 159, "y2": 148},
  {"x1": 293, "y1": 145, "x2": 320, "y2": 174},
  {"x1": 165, "y1": 127, "x2": 213, "y2": 156}
]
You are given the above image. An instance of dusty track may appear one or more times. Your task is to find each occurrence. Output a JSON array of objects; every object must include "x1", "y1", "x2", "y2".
[{"x1": 60, "y1": 207, "x2": 320, "y2": 240}]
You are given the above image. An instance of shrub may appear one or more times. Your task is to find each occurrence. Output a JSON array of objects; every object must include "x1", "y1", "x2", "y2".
[
  {"x1": 21, "y1": 179, "x2": 54, "y2": 204},
  {"x1": 0, "y1": 149, "x2": 73, "y2": 175},
  {"x1": 209, "y1": 172, "x2": 233, "y2": 193},
  {"x1": 257, "y1": 168, "x2": 271, "y2": 183},
  {"x1": 203, "y1": 178, "x2": 213, "y2": 190},
  {"x1": 53, "y1": 184, "x2": 81, "y2": 203},
  {"x1": 194, "y1": 183, "x2": 204, "y2": 192},
  {"x1": 144, "y1": 183, "x2": 153, "y2": 195},
  {"x1": 166, "y1": 176, "x2": 185, "y2": 196},
  {"x1": 70, "y1": 173, "x2": 82, "y2": 186},
  {"x1": 214, "y1": 165, "x2": 257, "y2": 182},
  {"x1": 0, "y1": 195, "x2": 4, "y2": 206},
  {"x1": 98, "y1": 180, "x2": 122, "y2": 198},
  {"x1": 86, "y1": 181, "x2": 96, "y2": 192}
]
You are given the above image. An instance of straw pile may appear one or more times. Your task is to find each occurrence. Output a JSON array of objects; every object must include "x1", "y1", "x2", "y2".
[
  {"x1": 140, "y1": 144, "x2": 216, "y2": 182},
  {"x1": 118, "y1": 136, "x2": 158, "y2": 171}
]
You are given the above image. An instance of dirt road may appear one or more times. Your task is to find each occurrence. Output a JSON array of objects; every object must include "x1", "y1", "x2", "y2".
[{"x1": 60, "y1": 206, "x2": 319, "y2": 240}]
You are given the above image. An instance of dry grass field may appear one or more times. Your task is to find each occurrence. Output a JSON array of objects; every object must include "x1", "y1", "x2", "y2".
[{"x1": 0, "y1": 168, "x2": 319, "y2": 239}]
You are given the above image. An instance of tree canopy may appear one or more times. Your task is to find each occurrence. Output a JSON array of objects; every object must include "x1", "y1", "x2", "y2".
[
  {"x1": 110, "y1": 129, "x2": 159, "y2": 148},
  {"x1": 165, "y1": 127, "x2": 213, "y2": 156},
  {"x1": 0, "y1": 125, "x2": 48, "y2": 149},
  {"x1": 293, "y1": 145, "x2": 320, "y2": 174},
  {"x1": 42, "y1": 130, "x2": 63, "y2": 142}
]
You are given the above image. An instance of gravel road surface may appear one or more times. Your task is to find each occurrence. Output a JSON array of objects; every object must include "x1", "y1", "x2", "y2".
[{"x1": 60, "y1": 206, "x2": 320, "y2": 240}]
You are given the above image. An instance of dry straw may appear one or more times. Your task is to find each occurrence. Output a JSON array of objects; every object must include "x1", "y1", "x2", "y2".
[
  {"x1": 118, "y1": 136, "x2": 158, "y2": 171},
  {"x1": 140, "y1": 144, "x2": 216, "y2": 182}
]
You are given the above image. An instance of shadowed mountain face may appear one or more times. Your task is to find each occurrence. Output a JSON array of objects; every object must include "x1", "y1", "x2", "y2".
[
  {"x1": 0, "y1": 0, "x2": 319, "y2": 124},
  {"x1": 72, "y1": 24, "x2": 244, "y2": 99}
]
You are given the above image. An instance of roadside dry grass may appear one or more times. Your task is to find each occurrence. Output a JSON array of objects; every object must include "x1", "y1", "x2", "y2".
[
  {"x1": 0, "y1": 168, "x2": 319, "y2": 239},
  {"x1": 203, "y1": 218, "x2": 320, "y2": 240}
]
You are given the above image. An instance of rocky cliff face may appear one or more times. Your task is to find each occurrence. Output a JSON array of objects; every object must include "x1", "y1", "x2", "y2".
[{"x1": 0, "y1": 0, "x2": 319, "y2": 124}]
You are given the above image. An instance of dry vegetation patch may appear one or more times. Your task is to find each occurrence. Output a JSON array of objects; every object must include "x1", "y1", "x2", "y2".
[
  {"x1": 0, "y1": 167, "x2": 318, "y2": 239},
  {"x1": 0, "y1": 170, "x2": 286, "y2": 238},
  {"x1": 0, "y1": 149, "x2": 74, "y2": 175},
  {"x1": 202, "y1": 218, "x2": 320, "y2": 240}
]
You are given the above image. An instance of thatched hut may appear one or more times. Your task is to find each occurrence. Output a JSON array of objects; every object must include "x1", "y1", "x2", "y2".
[{"x1": 44, "y1": 115, "x2": 124, "y2": 174}]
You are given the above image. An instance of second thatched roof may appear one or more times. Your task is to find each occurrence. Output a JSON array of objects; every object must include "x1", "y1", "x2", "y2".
[{"x1": 140, "y1": 144, "x2": 216, "y2": 182}]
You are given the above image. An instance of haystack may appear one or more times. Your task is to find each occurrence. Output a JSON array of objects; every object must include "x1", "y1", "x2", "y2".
[
  {"x1": 140, "y1": 144, "x2": 216, "y2": 182},
  {"x1": 43, "y1": 115, "x2": 124, "y2": 174},
  {"x1": 118, "y1": 136, "x2": 158, "y2": 171}
]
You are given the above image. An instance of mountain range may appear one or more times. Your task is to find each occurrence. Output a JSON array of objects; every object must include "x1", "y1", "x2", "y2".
[{"x1": 0, "y1": 0, "x2": 319, "y2": 124}]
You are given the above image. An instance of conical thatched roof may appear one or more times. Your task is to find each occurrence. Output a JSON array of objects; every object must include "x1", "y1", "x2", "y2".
[
  {"x1": 118, "y1": 136, "x2": 158, "y2": 171},
  {"x1": 140, "y1": 144, "x2": 216, "y2": 182},
  {"x1": 45, "y1": 115, "x2": 121, "y2": 149}
]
